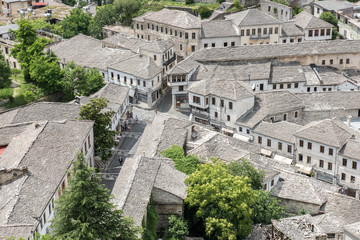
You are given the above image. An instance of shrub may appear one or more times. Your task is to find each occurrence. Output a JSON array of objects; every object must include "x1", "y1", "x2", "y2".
[
  {"x1": 199, "y1": 5, "x2": 212, "y2": 19},
  {"x1": 185, "y1": 0, "x2": 194, "y2": 5},
  {"x1": 0, "y1": 88, "x2": 13, "y2": 100}
]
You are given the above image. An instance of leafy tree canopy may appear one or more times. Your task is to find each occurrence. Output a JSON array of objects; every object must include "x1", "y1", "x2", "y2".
[
  {"x1": 114, "y1": 0, "x2": 141, "y2": 25},
  {"x1": 0, "y1": 52, "x2": 11, "y2": 88},
  {"x1": 253, "y1": 190, "x2": 285, "y2": 224},
  {"x1": 319, "y1": 12, "x2": 338, "y2": 26},
  {"x1": 79, "y1": 97, "x2": 116, "y2": 161},
  {"x1": 160, "y1": 145, "x2": 200, "y2": 175},
  {"x1": 163, "y1": 215, "x2": 189, "y2": 240},
  {"x1": 51, "y1": 153, "x2": 140, "y2": 240},
  {"x1": 88, "y1": 4, "x2": 119, "y2": 39},
  {"x1": 60, "y1": 8, "x2": 92, "y2": 38},
  {"x1": 228, "y1": 158, "x2": 265, "y2": 190},
  {"x1": 185, "y1": 161, "x2": 256, "y2": 240},
  {"x1": 198, "y1": 5, "x2": 212, "y2": 19}
]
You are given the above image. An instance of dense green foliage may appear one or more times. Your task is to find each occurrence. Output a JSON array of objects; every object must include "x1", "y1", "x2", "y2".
[
  {"x1": 319, "y1": 12, "x2": 339, "y2": 40},
  {"x1": 253, "y1": 190, "x2": 285, "y2": 224},
  {"x1": 79, "y1": 98, "x2": 116, "y2": 161},
  {"x1": 142, "y1": 197, "x2": 158, "y2": 240},
  {"x1": 114, "y1": 0, "x2": 141, "y2": 25},
  {"x1": 292, "y1": 6, "x2": 303, "y2": 16},
  {"x1": 160, "y1": 145, "x2": 200, "y2": 175},
  {"x1": 185, "y1": 161, "x2": 256, "y2": 240},
  {"x1": 89, "y1": 4, "x2": 119, "y2": 38},
  {"x1": 0, "y1": 88, "x2": 13, "y2": 100},
  {"x1": 0, "y1": 53, "x2": 11, "y2": 88},
  {"x1": 63, "y1": 0, "x2": 76, "y2": 6},
  {"x1": 185, "y1": 0, "x2": 194, "y2": 5},
  {"x1": 272, "y1": 0, "x2": 289, "y2": 6},
  {"x1": 228, "y1": 0, "x2": 243, "y2": 12},
  {"x1": 31, "y1": 19, "x2": 62, "y2": 34},
  {"x1": 229, "y1": 159, "x2": 265, "y2": 190},
  {"x1": 51, "y1": 153, "x2": 140, "y2": 239},
  {"x1": 60, "y1": 8, "x2": 92, "y2": 38},
  {"x1": 7, "y1": 233, "x2": 53, "y2": 240},
  {"x1": 198, "y1": 5, "x2": 212, "y2": 19},
  {"x1": 163, "y1": 215, "x2": 189, "y2": 240}
]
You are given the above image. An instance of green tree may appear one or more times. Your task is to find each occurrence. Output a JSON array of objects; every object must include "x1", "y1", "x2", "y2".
[
  {"x1": 114, "y1": 0, "x2": 141, "y2": 25},
  {"x1": 253, "y1": 190, "x2": 285, "y2": 224},
  {"x1": 142, "y1": 197, "x2": 158, "y2": 240},
  {"x1": 228, "y1": 159, "x2": 265, "y2": 190},
  {"x1": 31, "y1": 19, "x2": 62, "y2": 35},
  {"x1": 185, "y1": 0, "x2": 194, "y2": 5},
  {"x1": 7, "y1": 233, "x2": 53, "y2": 240},
  {"x1": 185, "y1": 161, "x2": 256, "y2": 240},
  {"x1": 79, "y1": 98, "x2": 116, "y2": 161},
  {"x1": 51, "y1": 153, "x2": 140, "y2": 239},
  {"x1": 160, "y1": 145, "x2": 200, "y2": 175},
  {"x1": 198, "y1": 5, "x2": 212, "y2": 19},
  {"x1": 163, "y1": 215, "x2": 189, "y2": 240},
  {"x1": 272, "y1": 0, "x2": 289, "y2": 6},
  {"x1": 60, "y1": 8, "x2": 92, "y2": 38},
  {"x1": 0, "y1": 52, "x2": 11, "y2": 88},
  {"x1": 88, "y1": 4, "x2": 119, "y2": 39},
  {"x1": 11, "y1": 18, "x2": 39, "y2": 82},
  {"x1": 232, "y1": 0, "x2": 243, "y2": 11},
  {"x1": 319, "y1": 12, "x2": 338, "y2": 26},
  {"x1": 292, "y1": 6, "x2": 303, "y2": 16},
  {"x1": 63, "y1": 0, "x2": 76, "y2": 7}
]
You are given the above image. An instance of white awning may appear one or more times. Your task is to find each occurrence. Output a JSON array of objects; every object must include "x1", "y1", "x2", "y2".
[
  {"x1": 222, "y1": 128, "x2": 234, "y2": 135},
  {"x1": 129, "y1": 89, "x2": 135, "y2": 97},
  {"x1": 296, "y1": 164, "x2": 313, "y2": 175},
  {"x1": 233, "y1": 133, "x2": 251, "y2": 142},
  {"x1": 261, "y1": 148, "x2": 272, "y2": 157},
  {"x1": 273, "y1": 154, "x2": 293, "y2": 165}
]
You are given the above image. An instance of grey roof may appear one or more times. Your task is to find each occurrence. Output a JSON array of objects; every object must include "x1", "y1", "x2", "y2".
[
  {"x1": 314, "y1": 0, "x2": 355, "y2": 11},
  {"x1": 294, "y1": 119, "x2": 354, "y2": 148},
  {"x1": 339, "y1": 139, "x2": 360, "y2": 160},
  {"x1": 237, "y1": 91, "x2": 304, "y2": 128},
  {"x1": 200, "y1": 20, "x2": 238, "y2": 38},
  {"x1": 0, "y1": 102, "x2": 81, "y2": 126},
  {"x1": 0, "y1": 225, "x2": 34, "y2": 240},
  {"x1": 272, "y1": 215, "x2": 327, "y2": 240},
  {"x1": 193, "y1": 40, "x2": 360, "y2": 62},
  {"x1": 0, "y1": 24, "x2": 18, "y2": 35},
  {"x1": 108, "y1": 54, "x2": 161, "y2": 80},
  {"x1": 188, "y1": 79, "x2": 254, "y2": 101},
  {"x1": 311, "y1": 213, "x2": 343, "y2": 235},
  {"x1": 294, "y1": 11, "x2": 333, "y2": 29},
  {"x1": 225, "y1": 9, "x2": 281, "y2": 26},
  {"x1": 344, "y1": 221, "x2": 360, "y2": 239},
  {"x1": 168, "y1": 55, "x2": 200, "y2": 75},
  {"x1": 296, "y1": 91, "x2": 360, "y2": 111},
  {"x1": 271, "y1": 62, "x2": 306, "y2": 84},
  {"x1": 0, "y1": 123, "x2": 32, "y2": 147},
  {"x1": 49, "y1": 34, "x2": 137, "y2": 71},
  {"x1": 254, "y1": 121, "x2": 302, "y2": 143},
  {"x1": 281, "y1": 22, "x2": 304, "y2": 37},
  {"x1": 0, "y1": 120, "x2": 93, "y2": 238},
  {"x1": 80, "y1": 83, "x2": 129, "y2": 114},
  {"x1": 135, "y1": 9, "x2": 201, "y2": 29},
  {"x1": 102, "y1": 34, "x2": 174, "y2": 53},
  {"x1": 312, "y1": 66, "x2": 354, "y2": 86}
]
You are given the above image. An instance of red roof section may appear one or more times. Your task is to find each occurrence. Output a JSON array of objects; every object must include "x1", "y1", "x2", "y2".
[
  {"x1": 0, "y1": 145, "x2": 7, "y2": 156},
  {"x1": 32, "y1": 2, "x2": 47, "y2": 6}
]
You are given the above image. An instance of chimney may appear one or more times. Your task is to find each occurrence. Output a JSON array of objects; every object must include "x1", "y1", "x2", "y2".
[
  {"x1": 75, "y1": 96, "x2": 80, "y2": 104},
  {"x1": 347, "y1": 115, "x2": 352, "y2": 126}
]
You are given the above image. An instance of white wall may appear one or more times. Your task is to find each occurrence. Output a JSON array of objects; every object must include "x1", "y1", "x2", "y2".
[
  {"x1": 338, "y1": 155, "x2": 360, "y2": 190},
  {"x1": 201, "y1": 36, "x2": 240, "y2": 48},
  {"x1": 253, "y1": 133, "x2": 295, "y2": 157}
]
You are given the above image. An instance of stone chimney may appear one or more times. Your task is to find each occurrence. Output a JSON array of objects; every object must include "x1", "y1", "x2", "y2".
[{"x1": 347, "y1": 115, "x2": 352, "y2": 126}]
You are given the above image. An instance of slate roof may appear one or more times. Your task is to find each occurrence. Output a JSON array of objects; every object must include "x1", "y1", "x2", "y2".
[
  {"x1": 200, "y1": 20, "x2": 238, "y2": 38},
  {"x1": 294, "y1": 119, "x2": 354, "y2": 148},
  {"x1": 0, "y1": 120, "x2": 93, "y2": 239},
  {"x1": 294, "y1": 11, "x2": 333, "y2": 29},
  {"x1": 339, "y1": 139, "x2": 360, "y2": 160},
  {"x1": 0, "y1": 102, "x2": 81, "y2": 126},
  {"x1": 271, "y1": 62, "x2": 306, "y2": 83},
  {"x1": 296, "y1": 91, "x2": 360, "y2": 111},
  {"x1": 225, "y1": 9, "x2": 281, "y2": 26},
  {"x1": 0, "y1": 123, "x2": 32, "y2": 147},
  {"x1": 254, "y1": 121, "x2": 302, "y2": 143},
  {"x1": 102, "y1": 34, "x2": 174, "y2": 53},
  {"x1": 344, "y1": 221, "x2": 360, "y2": 239},
  {"x1": 188, "y1": 79, "x2": 254, "y2": 101},
  {"x1": 281, "y1": 22, "x2": 304, "y2": 37},
  {"x1": 168, "y1": 55, "x2": 200, "y2": 75},
  {"x1": 314, "y1": 66, "x2": 354, "y2": 86},
  {"x1": 0, "y1": 24, "x2": 18, "y2": 35},
  {"x1": 193, "y1": 40, "x2": 360, "y2": 62},
  {"x1": 314, "y1": 0, "x2": 355, "y2": 11},
  {"x1": 135, "y1": 9, "x2": 201, "y2": 29}
]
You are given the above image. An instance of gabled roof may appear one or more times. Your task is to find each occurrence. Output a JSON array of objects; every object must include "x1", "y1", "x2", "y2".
[
  {"x1": 344, "y1": 221, "x2": 360, "y2": 239},
  {"x1": 314, "y1": 0, "x2": 355, "y2": 11},
  {"x1": 225, "y1": 9, "x2": 281, "y2": 26},
  {"x1": 254, "y1": 121, "x2": 303, "y2": 143},
  {"x1": 271, "y1": 62, "x2": 306, "y2": 84},
  {"x1": 339, "y1": 139, "x2": 360, "y2": 160},
  {"x1": 188, "y1": 79, "x2": 254, "y2": 101},
  {"x1": 281, "y1": 21, "x2": 304, "y2": 37},
  {"x1": 293, "y1": 11, "x2": 333, "y2": 29},
  {"x1": 200, "y1": 20, "x2": 238, "y2": 38},
  {"x1": 135, "y1": 8, "x2": 201, "y2": 29},
  {"x1": 294, "y1": 119, "x2": 355, "y2": 148}
]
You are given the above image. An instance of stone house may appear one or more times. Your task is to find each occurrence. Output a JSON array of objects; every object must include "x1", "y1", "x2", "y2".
[
  {"x1": 344, "y1": 221, "x2": 360, "y2": 240},
  {"x1": 260, "y1": 0, "x2": 292, "y2": 22},
  {"x1": 0, "y1": 24, "x2": 19, "y2": 69},
  {"x1": 1, "y1": 0, "x2": 31, "y2": 16}
]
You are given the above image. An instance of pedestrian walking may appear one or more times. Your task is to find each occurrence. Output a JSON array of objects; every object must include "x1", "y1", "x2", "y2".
[
  {"x1": 155, "y1": 109, "x2": 158, "y2": 114},
  {"x1": 135, "y1": 115, "x2": 138, "y2": 123},
  {"x1": 119, "y1": 156, "x2": 123, "y2": 165}
]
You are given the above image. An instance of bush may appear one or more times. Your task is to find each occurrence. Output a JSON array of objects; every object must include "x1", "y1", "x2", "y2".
[
  {"x1": 185, "y1": 0, "x2": 194, "y2": 5},
  {"x1": 0, "y1": 88, "x2": 13, "y2": 100},
  {"x1": 198, "y1": 5, "x2": 212, "y2": 19},
  {"x1": 163, "y1": 215, "x2": 189, "y2": 240},
  {"x1": 142, "y1": 197, "x2": 158, "y2": 240}
]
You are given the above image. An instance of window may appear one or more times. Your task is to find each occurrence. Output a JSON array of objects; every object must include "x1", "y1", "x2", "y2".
[
  {"x1": 258, "y1": 136, "x2": 262, "y2": 144},
  {"x1": 351, "y1": 176, "x2": 356, "y2": 183},
  {"x1": 136, "y1": 23, "x2": 139, "y2": 29},
  {"x1": 241, "y1": 30, "x2": 244, "y2": 36},
  {"x1": 43, "y1": 213, "x2": 46, "y2": 225},
  {"x1": 165, "y1": 28, "x2": 168, "y2": 34},
  {"x1": 307, "y1": 156, "x2": 311, "y2": 164},
  {"x1": 246, "y1": 129, "x2": 250, "y2": 134},
  {"x1": 117, "y1": 74, "x2": 120, "y2": 81},
  {"x1": 147, "y1": 23, "x2": 150, "y2": 29},
  {"x1": 341, "y1": 173, "x2": 346, "y2": 181},
  {"x1": 308, "y1": 142, "x2": 312, "y2": 150},
  {"x1": 273, "y1": 84, "x2": 277, "y2": 89},
  {"x1": 143, "y1": 81, "x2": 146, "y2": 87},
  {"x1": 246, "y1": 29, "x2": 250, "y2": 36},
  {"x1": 353, "y1": 161, "x2": 357, "y2": 169},
  {"x1": 124, "y1": 76, "x2": 127, "y2": 83},
  {"x1": 192, "y1": 32, "x2": 196, "y2": 39},
  {"x1": 220, "y1": 99, "x2": 224, "y2": 107},
  {"x1": 322, "y1": 60, "x2": 325, "y2": 65},
  {"x1": 287, "y1": 83, "x2": 291, "y2": 88},
  {"x1": 315, "y1": 29, "x2": 319, "y2": 36},
  {"x1": 314, "y1": 87, "x2": 317, "y2": 92},
  {"x1": 298, "y1": 38, "x2": 302, "y2": 42},
  {"x1": 239, "y1": 127, "x2": 243, "y2": 132},
  {"x1": 211, "y1": 43, "x2": 215, "y2": 47},
  {"x1": 346, "y1": 59, "x2": 350, "y2": 64},
  {"x1": 283, "y1": 113, "x2": 287, "y2": 121},
  {"x1": 294, "y1": 111, "x2": 298, "y2": 118},
  {"x1": 309, "y1": 30, "x2": 313, "y2": 37},
  {"x1": 275, "y1": 27, "x2": 278, "y2": 34},
  {"x1": 227, "y1": 102, "x2": 232, "y2": 110},
  {"x1": 280, "y1": 83, "x2": 283, "y2": 89},
  {"x1": 193, "y1": 96, "x2": 200, "y2": 104},
  {"x1": 278, "y1": 142, "x2": 282, "y2": 150},
  {"x1": 191, "y1": 46, "x2": 195, "y2": 52},
  {"x1": 263, "y1": 28, "x2": 267, "y2": 35},
  {"x1": 231, "y1": 42, "x2": 235, "y2": 46},
  {"x1": 299, "y1": 140, "x2": 304, "y2": 147},
  {"x1": 321, "y1": 29, "x2": 325, "y2": 36},
  {"x1": 257, "y1": 28, "x2": 261, "y2": 35},
  {"x1": 156, "y1": 26, "x2": 159, "y2": 31},
  {"x1": 185, "y1": 33, "x2": 188, "y2": 39},
  {"x1": 294, "y1": 83, "x2": 298, "y2": 88},
  {"x1": 328, "y1": 162, "x2": 332, "y2": 170},
  {"x1": 263, "y1": 183, "x2": 267, "y2": 190},
  {"x1": 340, "y1": 59, "x2": 343, "y2": 64},
  {"x1": 326, "y1": 28, "x2": 330, "y2": 36},
  {"x1": 252, "y1": 29, "x2": 256, "y2": 35},
  {"x1": 180, "y1": 44, "x2": 182, "y2": 50},
  {"x1": 215, "y1": 112, "x2": 218, "y2": 118},
  {"x1": 269, "y1": 27, "x2": 273, "y2": 34},
  {"x1": 329, "y1": 148, "x2": 333, "y2": 156},
  {"x1": 227, "y1": 115, "x2": 230, "y2": 121},
  {"x1": 154, "y1": 55, "x2": 157, "y2": 61},
  {"x1": 260, "y1": 84, "x2": 264, "y2": 90},
  {"x1": 271, "y1": 179, "x2": 274, "y2": 186},
  {"x1": 299, "y1": 154, "x2": 303, "y2": 161},
  {"x1": 175, "y1": 30, "x2": 177, "y2": 36},
  {"x1": 343, "y1": 158, "x2": 347, "y2": 166},
  {"x1": 319, "y1": 160, "x2": 324, "y2": 168},
  {"x1": 330, "y1": 59, "x2": 333, "y2": 64},
  {"x1": 204, "y1": 43, "x2": 208, "y2": 48},
  {"x1": 151, "y1": 24, "x2": 154, "y2": 30},
  {"x1": 224, "y1": 42, "x2": 228, "y2": 47},
  {"x1": 267, "y1": 139, "x2": 271, "y2": 147},
  {"x1": 170, "y1": 29, "x2": 172, "y2": 35},
  {"x1": 287, "y1": 145, "x2": 292, "y2": 153},
  {"x1": 320, "y1": 145, "x2": 324, "y2": 153},
  {"x1": 212, "y1": 97, "x2": 216, "y2": 105},
  {"x1": 206, "y1": 97, "x2": 209, "y2": 105},
  {"x1": 137, "y1": 79, "x2": 140, "y2": 85}
]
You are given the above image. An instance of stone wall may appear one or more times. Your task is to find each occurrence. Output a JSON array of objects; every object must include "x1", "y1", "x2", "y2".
[
  {"x1": 301, "y1": 109, "x2": 359, "y2": 125},
  {"x1": 260, "y1": 0, "x2": 292, "y2": 22},
  {"x1": 0, "y1": 167, "x2": 28, "y2": 185},
  {"x1": 279, "y1": 198, "x2": 321, "y2": 214}
]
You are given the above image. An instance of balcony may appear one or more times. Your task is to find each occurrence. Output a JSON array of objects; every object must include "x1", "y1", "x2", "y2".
[
  {"x1": 192, "y1": 109, "x2": 209, "y2": 120},
  {"x1": 163, "y1": 54, "x2": 176, "y2": 66},
  {"x1": 250, "y1": 34, "x2": 270, "y2": 40}
]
